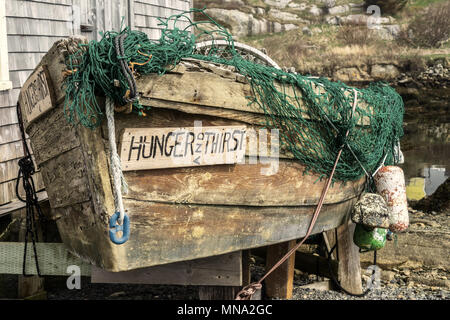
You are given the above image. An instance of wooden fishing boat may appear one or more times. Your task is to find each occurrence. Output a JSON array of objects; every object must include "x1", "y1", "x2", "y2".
[{"x1": 18, "y1": 37, "x2": 366, "y2": 272}]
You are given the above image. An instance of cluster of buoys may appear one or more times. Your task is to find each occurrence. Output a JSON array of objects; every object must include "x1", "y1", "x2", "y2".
[{"x1": 352, "y1": 166, "x2": 409, "y2": 251}]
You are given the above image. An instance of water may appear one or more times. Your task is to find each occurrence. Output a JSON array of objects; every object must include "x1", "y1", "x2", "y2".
[{"x1": 400, "y1": 122, "x2": 449, "y2": 201}]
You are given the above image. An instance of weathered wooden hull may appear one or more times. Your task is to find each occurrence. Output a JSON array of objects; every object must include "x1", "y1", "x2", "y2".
[{"x1": 19, "y1": 38, "x2": 365, "y2": 272}]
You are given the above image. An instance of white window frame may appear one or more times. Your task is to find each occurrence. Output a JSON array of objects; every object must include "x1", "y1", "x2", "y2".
[{"x1": 0, "y1": 0, "x2": 12, "y2": 91}]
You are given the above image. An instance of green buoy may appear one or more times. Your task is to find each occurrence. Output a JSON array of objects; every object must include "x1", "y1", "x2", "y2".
[{"x1": 353, "y1": 224, "x2": 388, "y2": 251}]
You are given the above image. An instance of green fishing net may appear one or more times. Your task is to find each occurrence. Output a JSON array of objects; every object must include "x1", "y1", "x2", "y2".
[{"x1": 64, "y1": 8, "x2": 404, "y2": 182}]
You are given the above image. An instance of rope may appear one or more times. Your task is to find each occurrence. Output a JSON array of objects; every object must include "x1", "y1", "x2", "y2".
[
  {"x1": 15, "y1": 102, "x2": 46, "y2": 277},
  {"x1": 106, "y1": 97, "x2": 128, "y2": 224}
]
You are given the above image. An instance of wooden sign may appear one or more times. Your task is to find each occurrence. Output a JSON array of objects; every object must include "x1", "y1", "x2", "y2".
[
  {"x1": 19, "y1": 65, "x2": 55, "y2": 127},
  {"x1": 120, "y1": 126, "x2": 247, "y2": 171}
]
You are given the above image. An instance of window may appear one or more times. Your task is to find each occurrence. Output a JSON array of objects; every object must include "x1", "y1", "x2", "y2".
[{"x1": 0, "y1": 0, "x2": 12, "y2": 91}]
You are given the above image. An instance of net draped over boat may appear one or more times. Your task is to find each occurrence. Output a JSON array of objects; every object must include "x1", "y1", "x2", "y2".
[{"x1": 63, "y1": 8, "x2": 404, "y2": 183}]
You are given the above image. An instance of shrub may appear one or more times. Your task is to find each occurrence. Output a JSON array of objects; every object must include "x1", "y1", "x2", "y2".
[
  {"x1": 337, "y1": 25, "x2": 373, "y2": 46},
  {"x1": 402, "y1": 2, "x2": 450, "y2": 48}
]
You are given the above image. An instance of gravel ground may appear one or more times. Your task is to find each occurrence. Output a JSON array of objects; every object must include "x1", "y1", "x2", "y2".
[
  {"x1": 1, "y1": 209, "x2": 448, "y2": 301},
  {"x1": 34, "y1": 253, "x2": 447, "y2": 300}
]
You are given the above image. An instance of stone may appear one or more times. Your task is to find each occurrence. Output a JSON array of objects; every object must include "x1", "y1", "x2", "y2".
[
  {"x1": 302, "y1": 26, "x2": 312, "y2": 36},
  {"x1": 268, "y1": 9, "x2": 299, "y2": 21},
  {"x1": 326, "y1": 16, "x2": 340, "y2": 25},
  {"x1": 204, "y1": 8, "x2": 299, "y2": 38},
  {"x1": 223, "y1": 0, "x2": 245, "y2": 5},
  {"x1": 255, "y1": 7, "x2": 265, "y2": 15},
  {"x1": 333, "y1": 67, "x2": 370, "y2": 82},
  {"x1": 340, "y1": 14, "x2": 368, "y2": 25},
  {"x1": 288, "y1": 2, "x2": 307, "y2": 11},
  {"x1": 328, "y1": 5, "x2": 350, "y2": 15},
  {"x1": 352, "y1": 193, "x2": 391, "y2": 229},
  {"x1": 264, "y1": 0, "x2": 292, "y2": 9},
  {"x1": 371, "y1": 64, "x2": 400, "y2": 80},
  {"x1": 309, "y1": 5, "x2": 323, "y2": 16},
  {"x1": 324, "y1": 0, "x2": 336, "y2": 8},
  {"x1": 381, "y1": 270, "x2": 396, "y2": 282},
  {"x1": 373, "y1": 24, "x2": 400, "y2": 40},
  {"x1": 349, "y1": 3, "x2": 365, "y2": 13}
]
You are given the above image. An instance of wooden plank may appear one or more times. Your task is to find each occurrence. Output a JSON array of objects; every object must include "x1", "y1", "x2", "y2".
[
  {"x1": 0, "y1": 124, "x2": 21, "y2": 145},
  {"x1": 56, "y1": 196, "x2": 356, "y2": 272},
  {"x1": 18, "y1": 65, "x2": 56, "y2": 129},
  {"x1": 0, "y1": 139, "x2": 33, "y2": 163},
  {"x1": 137, "y1": 71, "x2": 371, "y2": 125},
  {"x1": 336, "y1": 222, "x2": 363, "y2": 294},
  {"x1": 0, "y1": 191, "x2": 48, "y2": 218},
  {"x1": 91, "y1": 251, "x2": 242, "y2": 286},
  {"x1": 265, "y1": 240, "x2": 296, "y2": 299},
  {"x1": 6, "y1": 17, "x2": 71, "y2": 37},
  {"x1": 123, "y1": 160, "x2": 364, "y2": 207},
  {"x1": 0, "y1": 171, "x2": 45, "y2": 206},
  {"x1": 38, "y1": 147, "x2": 90, "y2": 209},
  {"x1": 6, "y1": 0, "x2": 72, "y2": 21},
  {"x1": 26, "y1": 101, "x2": 80, "y2": 165},
  {"x1": 0, "y1": 106, "x2": 18, "y2": 126},
  {"x1": 120, "y1": 126, "x2": 247, "y2": 171}
]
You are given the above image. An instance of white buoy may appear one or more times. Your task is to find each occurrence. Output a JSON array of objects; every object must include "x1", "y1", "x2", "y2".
[{"x1": 374, "y1": 166, "x2": 409, "y2": 232}]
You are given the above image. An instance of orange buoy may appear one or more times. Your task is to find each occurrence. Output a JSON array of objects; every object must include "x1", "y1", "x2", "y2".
[{"x1": 374, "y1": 166, "x2": 409, "y2": 232}]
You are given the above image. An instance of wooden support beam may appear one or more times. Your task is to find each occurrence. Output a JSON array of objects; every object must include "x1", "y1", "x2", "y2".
[
  {"x1": 92, "y1": 251, "x2": 242, "y2": 287},
  {"x1": 294, "y1": 251, "x2": 338, "y2": 280},
  {"x1": 336, "y1": 222, "x2": 363, "y2": 294},
  {"x1": 264, "y1": 240, "x2": 296, "y2": 299}
]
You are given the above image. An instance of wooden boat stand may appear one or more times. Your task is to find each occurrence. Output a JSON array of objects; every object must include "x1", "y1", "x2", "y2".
[{"x1": 0, "y1": 200, "x2": 362, "y2": 300}]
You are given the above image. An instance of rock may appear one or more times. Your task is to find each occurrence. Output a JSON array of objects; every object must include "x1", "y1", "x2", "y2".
[
  {"x1": 255, "y1": 7, "x2": 265, "y2": 15},
  {"x1": 204, "y1": 8, "x2": 299, "y2": 38},
  {"x1": 326, "y1": 16, "x2": 340, "y2": 25},
  {"x1": 309, "y1": 5, "x2": 323, "y2": 16},
  {"x1": 333, "y1": 67, "x2": 371, "y2": 82},
  {"x1": 302, "y1": 26, "x2": 312, "y2": 36},
  {"x1": 371, "y1": 64, "x2": 400, "y2": 80},
  {"x1": 324, "y1": 0, "x2": 336, "y2": 8},
  {"x1": 401, "y1": 269, "x2": 411, "y2": 277},
  {"x1": 223, "y1": 0, "x2": 245, "y2": 5},
  {"x1": 268, "y1": 9, "x2": 299, "y2": 21},
  {"x1": 381, "y1": 270, "x2": 396, "y2": 282},
  {"x1": 373, "y1": 24, "x2": 400, "y2": 40},
  {"x1": 288, "y1": 2, "x2": 307, "y2": 10},
  {"x1": 349, "y1": 3, "x2": 365, "y2": 13},
  {"x1": 264, "y1": 0, "x2": 292, "y2": 9},
  {"x1": 352, "y1": 193, "x2": 391, "y2": 229},
  {"x1": 328, "y1": 5, "x2": 350, "y2": 15},
  {"x1": 340, "y1": 14, "x2": 368, "y2": 25}
]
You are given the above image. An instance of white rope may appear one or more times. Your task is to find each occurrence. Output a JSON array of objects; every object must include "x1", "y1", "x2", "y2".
[{"x1": 106, "y1": 98, "x2": 128, "y2": 224}]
